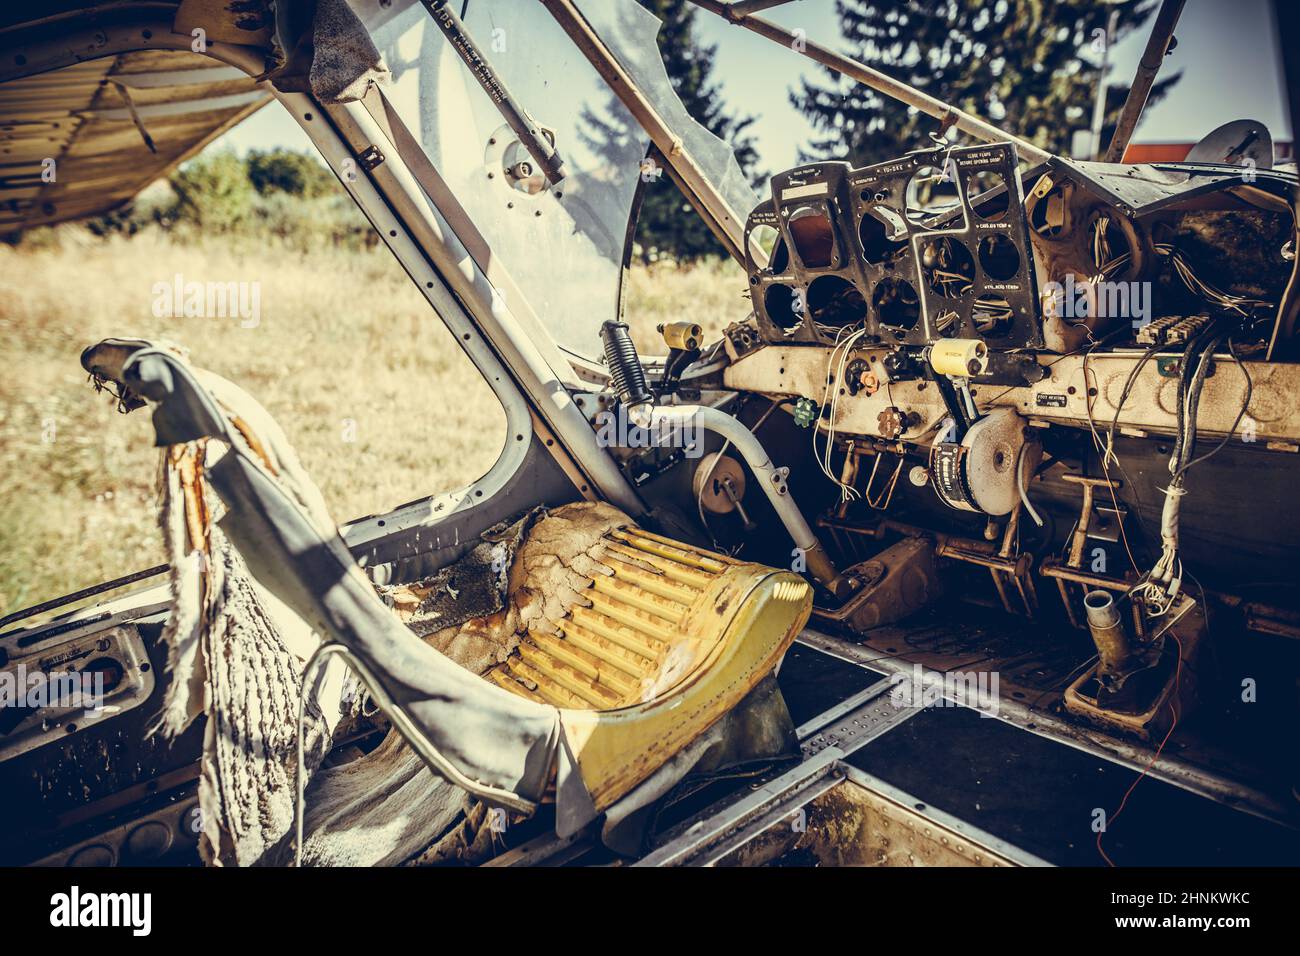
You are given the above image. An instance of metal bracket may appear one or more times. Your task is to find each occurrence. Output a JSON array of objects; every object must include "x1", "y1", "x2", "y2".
[{"x1": 357, "y1": 145, "x2": 385, "y2": 171}]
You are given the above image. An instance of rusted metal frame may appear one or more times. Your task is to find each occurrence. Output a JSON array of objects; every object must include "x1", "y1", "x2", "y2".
[
  {"x1": 1051, "y1": 473, "x2": 1124, "y2": 629},
  {"x1": 636, "y1": 675, "x2": 908, "y2": 865},
  {"x1": 687, "y1": 0, "x2": 1052, "y2": 165},
  {"x1": 989, "y1": 505, "x2": 1037, "y2": 616},
  {"x1": 797, "y1": 626, "x2": 1298, "y2": 828},
  {"x1": 636, "y1": 677, "x2": 924, "y2": 866},
  {"x1": 0, "y1": 564, "x2": 167, "y2": 634},
  {"x1": 816, "y1": 512, "x2": 1041, "y2": 618},
  {"x1": 1103, "y1": 0, "x2": 1187, "y2": 163},
  {"x1": 634, "y1": 750, "x2": 846, "y2": 866},
  {"x1": 938, "y1": 536, "x2": 1038, "y2": 618},
  {"x1": 862, "y1": 505, "x2": 1040, "y2": 618},
  {"x1": 637, "y1": 672, "x2": 1049, "y2": 866},
  {"x1": 540, "y1": 0, "x2": 760, "y2": 266}
]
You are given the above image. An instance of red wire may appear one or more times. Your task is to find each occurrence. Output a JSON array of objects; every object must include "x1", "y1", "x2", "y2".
[{"x1": 1096, "y1": 633, "x2": 1184, "y2": 867}]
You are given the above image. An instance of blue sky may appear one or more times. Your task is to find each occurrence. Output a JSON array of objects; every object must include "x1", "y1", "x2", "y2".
[{"x1": 218, "y1": 0, "x2": 1292, "y2": 171}]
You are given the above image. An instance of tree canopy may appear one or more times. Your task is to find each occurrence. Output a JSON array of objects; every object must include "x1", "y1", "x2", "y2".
[{"x1": 793, "y1": 0, "x2": 1178, "y2": 165}]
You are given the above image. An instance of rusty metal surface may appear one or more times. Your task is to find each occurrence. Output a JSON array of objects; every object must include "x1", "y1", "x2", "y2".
[
  {"x1": 724, "y1": 345, "x2": 1300, "y2": 445},
  {"x1": 720, "y1": 769, "x2": 1037, "y2": 867},
  {"x1": 798, "y1": 626, "x2": 1298, "y2": 827},
  {"x1": 634, "y1": 673, "x2": 926, "y2": 866},
  {"x1": 0, "y1": 49, "x2": 270, "y2": 231},
  {"x1": 813, "y1": 534, "x2": 942, "y2": 631}
]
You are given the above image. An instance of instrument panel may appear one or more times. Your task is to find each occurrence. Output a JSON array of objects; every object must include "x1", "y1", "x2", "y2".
[{"x1": 745, "y1": 143, "x2": 1042, "y2": 350}]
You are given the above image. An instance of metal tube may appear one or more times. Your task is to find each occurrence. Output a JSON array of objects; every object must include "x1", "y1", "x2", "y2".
[
  {"x1": 689, "y1": 0, "x2": 1051, "y2": 165},
  {"x1": 1103, "y1": 0, "x2": 1186, "y2": 163},
  {"x1": 1084, "y1": 589, "x2": 1134, "y2": 682},
  {"x1": 541, "y1": 0, "x2": 758, "y2": 265},
  {"x1": 420, "y1": 0, "x2": 565, "y2": 184},
  {"x1": 650, "y1": 404, "x2": 851, "y2": 596}
]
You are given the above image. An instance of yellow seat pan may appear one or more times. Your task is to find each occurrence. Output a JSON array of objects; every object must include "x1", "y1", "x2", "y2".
[{"x1": 484, "y1": 527, "x2": 812, "y2": 812}]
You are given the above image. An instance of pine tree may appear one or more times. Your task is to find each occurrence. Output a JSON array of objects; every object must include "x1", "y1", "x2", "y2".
[
  {"x1": 793, "y1": 0, "x2": 1178, "y2": 165},
  {"x1": 580, "y1": 0, "x2": 761, "y2": 263}
]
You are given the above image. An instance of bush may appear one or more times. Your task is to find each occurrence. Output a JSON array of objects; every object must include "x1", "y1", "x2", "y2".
[
  {"x1": 170, "y1": 149, "x2": 256, "y2": 231},
  {"x1": 247, "y1": 149, "x2": 337, "y2": 198},
  {"x1": 16, "y1": 148, "x2": 375, "y2": 251}
]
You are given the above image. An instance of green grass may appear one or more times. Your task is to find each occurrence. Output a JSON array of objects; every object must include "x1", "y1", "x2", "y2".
[{"x1": 0, "y1": 230, "x2": 745, "y2": 616}]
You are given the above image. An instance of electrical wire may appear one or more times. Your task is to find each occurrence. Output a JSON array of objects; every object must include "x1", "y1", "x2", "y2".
[
  {"x1": 1155, "y1": 243, "x2": 1273, "y2": 318},
  {"x1": 813, "y1": 324, "x2": 870, "y2": 501},
  {"x1": 1081, "y1": 345, "x2": 1141, "y2": 574},
  {"x1": 1097, "y1": 633, "x2": 1184, "y2": 867},
  {"x1": 1015, "y1": 442, "x2": 1044, "y2": 527},
  {"x1": 1172, "y1": 338, "x2": 1253, "y2": 481}
]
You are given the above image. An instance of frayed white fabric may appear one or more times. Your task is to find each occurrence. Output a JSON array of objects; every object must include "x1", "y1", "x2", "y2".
[
  {"x1": 154, "y1": 461, "x2": 208, "y2": 737},
  {"x1": 150, "y1": 363, "x2": 347, "y2": 866}
]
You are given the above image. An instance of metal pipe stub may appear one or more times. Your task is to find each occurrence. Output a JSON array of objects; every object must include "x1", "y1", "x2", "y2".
[{"x1": 1084, "y1": 589, "x2": 1134, "y2": 688}]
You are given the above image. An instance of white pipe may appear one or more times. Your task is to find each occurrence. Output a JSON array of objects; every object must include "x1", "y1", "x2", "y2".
[{"x1": 649, "y1": 404, "x2": 819, "y2": 555}]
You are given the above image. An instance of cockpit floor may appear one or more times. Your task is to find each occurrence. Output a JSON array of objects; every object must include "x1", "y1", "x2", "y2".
[{"x1": 816, "y1": 601, "x2": 1299, "y2": 829}]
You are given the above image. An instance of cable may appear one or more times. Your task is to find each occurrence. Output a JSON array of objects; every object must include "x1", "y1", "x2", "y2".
[
  {"x1": 1155, "y1": 243, "x2": 1273, "y2": 318},
  {"x1": 1173, "y1": 338, "x2": 1253, "y2": 481},
  {"x1": 1097, "y1": 633, "x2": 1184, "y2": 867},
  {"x1": 1082, "y1": 345, "x2": 1141, "y2": 573},
  {"x1": 1015, "y1": 442, "x2": 1044, "y2": 527},
  {"x1": 813, "y1": 324, "x2": 869, "y2": 500}
]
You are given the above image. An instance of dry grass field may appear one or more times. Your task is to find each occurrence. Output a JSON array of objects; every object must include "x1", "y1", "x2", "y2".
[{"x1": 0, "y1": 230, "x2": 745, "y2": 616}]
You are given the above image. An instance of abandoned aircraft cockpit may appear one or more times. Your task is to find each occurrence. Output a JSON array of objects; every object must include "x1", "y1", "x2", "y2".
[{"x1": 2, "y1": 0, "x2": 1300, "y2": 897}]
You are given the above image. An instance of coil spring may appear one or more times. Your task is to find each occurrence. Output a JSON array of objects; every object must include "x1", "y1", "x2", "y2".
[{"x1": 600, "y1": 320, "x2": 653, "y2": 410}]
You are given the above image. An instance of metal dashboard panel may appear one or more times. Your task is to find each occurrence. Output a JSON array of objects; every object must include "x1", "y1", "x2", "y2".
[
  {"x1": 745, "y1": 143, "x2": 1042, "y2": 350},
  {"x1": 0, "y1": 623, "x2": 154, "y2": 763}
]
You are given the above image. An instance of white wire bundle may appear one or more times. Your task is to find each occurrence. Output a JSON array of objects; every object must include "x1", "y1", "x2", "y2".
[
  {"x1": 813, "y1": 324, "x2": 869, "y2": 503},
  {"x1": 1134, "y1": 479, "x2": 1185, "y2": 617},
  {"x1": 1133, "y1": 323, "x2": 1218, "y2": 617}
]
